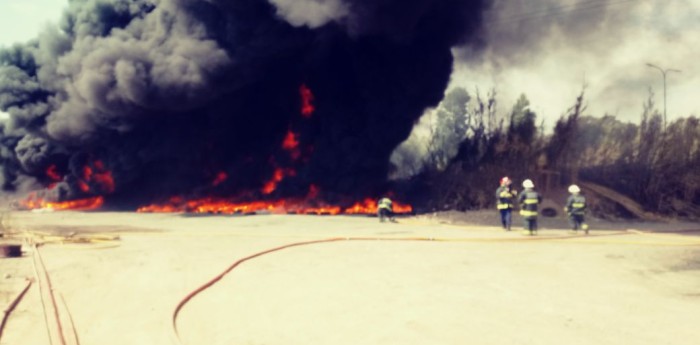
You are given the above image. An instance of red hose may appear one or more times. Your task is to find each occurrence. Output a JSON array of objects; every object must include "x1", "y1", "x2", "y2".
[
  {"x1": 171, "y1": 237, "x2": 346, "y2": 344},
  {"x1": 0, "y1": 278, "x2": 33, "y2": 341},
  {"x1": 169, "y1": 230, "x2": 663, "y2": 344}
]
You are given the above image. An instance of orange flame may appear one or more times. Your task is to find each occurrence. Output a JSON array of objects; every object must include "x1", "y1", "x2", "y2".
[
  {"x1": 307, "y1": 184, "x2": 319, "y2": 199},
  {"x1": 76, "y1": 160, "x2": 115, "y2": 194},
  {"x1": 137, "y1": 194, "x2": 412, "y2": 216},
  {"x1": 261, "y1": 168, "x2": 286, "y2": 194},
  {"x1": 83, "y1": 166, "x2": 93, "y2": 181},
  {"x1": 212, "y1": 171, "x2": 228, "y2": 187},
  {"x1": 138, "y1": 198, "x2": 286, "y2": 214},
  {"x1": 93, "y1": 170, "x2": 115, "y2": 193},
  {"x1": 17, "y1": 159, "x2": 116, "y2": 212},
  {"x1": 282, "y1": 130, "x2": 301, "y2": 160},
  {"x1": 300, "y1": 84, "x2": 315, "y2": 118},
  {"x1": 137, "y1": 204, "x2": 182, "y2": 213},
  {"x1": 393, "y1": 202, "x2": 414, "y2": 214},
  {"x1": 136, "y1": 198, "x2": 345, "y2": 215},
  {"x1": 92, "y1": 160, "x2": 115, "y2": 193},
  {"x1": 261, "y1": 168, "x2": 297, "y2": 195},
  {"x1": 78, "y1": 181, "x2": 90, "y2": 193},
  {"x1": 46, "y1": 165, "x2": 61, "y2": 181},
  {"x1": 291, "y1": 205, "x2": 342, "y2": 215},
  {"x1": 190, "y1": 199, "x2": 285, "y2": 214},
  {"x1": 137, "y1": 196, "x2": 184, "y2": 213},
  {"x1": 19, "y1": 195, "x2": 104, "y2": 211},
  {"x1": 344, "y1": 198, "x2": 413, "y2": 214},
  {"x1": 282, "y1": 131, "x2": 299, "y2": 150}
]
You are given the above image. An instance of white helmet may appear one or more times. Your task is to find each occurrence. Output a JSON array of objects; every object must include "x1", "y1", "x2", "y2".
[
  {"x1": 522, "y1": 179, "x2": 534, "y2": 189},
  {"x1": 568, "y1": 184, "x2": 581, "y2": 194}
]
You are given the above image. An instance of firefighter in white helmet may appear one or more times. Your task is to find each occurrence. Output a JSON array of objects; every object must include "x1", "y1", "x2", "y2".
[
  {"x1": 495, "y1": 176, "x2": 516, "y2": 231},
  {"x1": 518, "y1": 179, "x2": 542, "y2": 235},
  {"x1": 565, "y1": 184, "x2": 589, "y2": 234}
]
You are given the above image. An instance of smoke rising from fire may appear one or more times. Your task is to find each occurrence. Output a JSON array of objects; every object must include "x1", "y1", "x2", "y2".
[
  {"x1": 267, "y1": 0, "x2": 349, "y2": 28},
  {"x1": 0, "y1": 0, "x2": 489, "y2": 207}
]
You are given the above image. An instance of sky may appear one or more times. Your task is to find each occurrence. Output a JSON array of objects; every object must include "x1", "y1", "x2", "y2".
[
  {"x1": 452, "y1": 0, "x2": 700, "y2": 124},
  {"x1": 0, "y1": 0, "x2": 66, "y2": 46},
  {"x1": 0, "y1": 0, "x2": 698, "y2": 125},
  {"x1": 0, "y1": 0, "x2": 68, "y2": 120}
]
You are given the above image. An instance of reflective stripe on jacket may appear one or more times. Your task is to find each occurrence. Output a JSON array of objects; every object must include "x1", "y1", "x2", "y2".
[
  {"x1": 566, "y1": 194, "x2": 586, "y2": 215},
  {"x1": 496, "y1": 186, "x2": 514, "y2": 210},
  {"x1": 378, "y1": 198, "x2": 393, "y2": 211},
  {"x1": 518, "y1": 189, "x2": 541, "y2": 218}
]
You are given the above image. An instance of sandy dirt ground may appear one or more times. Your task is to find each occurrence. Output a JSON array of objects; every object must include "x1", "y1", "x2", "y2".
[{"x1": 1, "y1": 211, "x2": 699, "y2": 345}]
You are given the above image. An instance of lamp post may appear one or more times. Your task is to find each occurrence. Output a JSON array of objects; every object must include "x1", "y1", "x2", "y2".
[{"x1": 646, "y1": 63, "x2": 681, "y2": 130}]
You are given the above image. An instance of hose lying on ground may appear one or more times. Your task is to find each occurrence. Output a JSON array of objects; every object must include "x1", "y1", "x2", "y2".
[{"x1": 0, "y1": 278, "x2": 33, "y2": 342}]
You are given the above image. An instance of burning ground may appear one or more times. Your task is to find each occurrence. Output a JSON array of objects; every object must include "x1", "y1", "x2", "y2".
[{"x1": 0, "y1": 0, "x2": 488, "y2": 213}]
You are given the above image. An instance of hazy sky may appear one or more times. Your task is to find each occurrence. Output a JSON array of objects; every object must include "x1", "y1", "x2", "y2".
[
  {"x1": 1, "y1": 0, "x2": 697, "y2": 125},
  {"x1": 0, "y1": 0, "x2": 66, "y2": 47},
  {"x1": 453, "y1": 0, "x2": 700, "y2": 124},
  {"x1": 0, "y1": 0, "x2": 67, "y2": 120}
]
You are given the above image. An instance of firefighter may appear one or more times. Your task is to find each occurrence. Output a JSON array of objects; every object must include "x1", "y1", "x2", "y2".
[
  {"x1": 518, "y1": 179, "x2": 542, "y2": 235},
  {"x1": 496, "y1": 176, "x2": 516, "y2": 231},
  {"x1": 377, "y1": 197, "x2": 395, "y2": 223},
  {"x1": 565, "y1": 184, "x2": 589, "y2": 234}
]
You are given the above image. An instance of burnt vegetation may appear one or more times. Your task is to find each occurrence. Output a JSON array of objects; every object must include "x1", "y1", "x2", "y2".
[{"x1": 393, "y1": 87, "x2": 700, "y2": 220}]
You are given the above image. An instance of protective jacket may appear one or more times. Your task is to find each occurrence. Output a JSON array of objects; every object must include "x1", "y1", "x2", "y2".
[
  {"x1": 496, "y1": 186, "x2": 515, "y2": 210},
  {"x1": 518, "y1": 189, "x2": 542, "y2": 219},
  {"x1": 378, "y1": 197, "x2": 393, "y2": 211},
  {"x1": 565, "y1": 194, "x2": 587, "y2": 215}
]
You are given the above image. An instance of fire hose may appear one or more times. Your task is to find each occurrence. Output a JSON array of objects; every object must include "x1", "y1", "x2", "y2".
[
  {"x1": 1, "y1": 226, "x2": 120, "y2": 345},
  {"x1": 170, "y1": 236, "x2": 461, "y2": 344},
  {"x1": 29, "y1": 242, "x2": 81, "y2": 345},
  {"x1": 170, "y1": 238, "x2": 345, "y2": 345},
  {"x1": 168, "y1": 229, "x2": 700, "y2": 345},
  {"x1": 0, "y1": 278, "x2": 33, "y2": 342},
  {"x1": 2, "y1": 220, "x2": 698, "y2": 345},
  {"x1": 26, "y1": 232, "x2": 120, "y2": 345}
]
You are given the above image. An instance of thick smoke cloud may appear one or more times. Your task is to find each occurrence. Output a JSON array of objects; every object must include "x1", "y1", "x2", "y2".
[
  {"x1": 267, "y1": 0, "x2": 349, "y2": 28},
  {"x1": 0, "y1": 0, "x2": 488, "y2": 207}
]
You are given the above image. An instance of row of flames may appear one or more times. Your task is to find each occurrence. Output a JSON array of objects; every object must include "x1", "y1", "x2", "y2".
[
  {"x1": 19, "y1": 195, "x2": 105, "y2": 211},
  {"x1": 15, "y1": 84, "x2": 413, "y2": 215},
  {"x1": 17, "y1": 160, "x2": 115, "y2": 211},
  {"x1": 135, "y1": 196, "x2": 413, "y2": 215},
  {"x1": 18, "y1": 193, "x2": 413, "y2": 216}
]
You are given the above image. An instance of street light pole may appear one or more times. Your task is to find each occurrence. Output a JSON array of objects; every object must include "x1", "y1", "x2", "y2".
[{"x1": 646, "y1": 63, "x2": 681, "y2": 130}]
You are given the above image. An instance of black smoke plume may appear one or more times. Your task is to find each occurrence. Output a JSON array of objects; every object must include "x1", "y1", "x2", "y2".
[{"x1": 0, "y1": 0, "x2": 488, "y2": 208}]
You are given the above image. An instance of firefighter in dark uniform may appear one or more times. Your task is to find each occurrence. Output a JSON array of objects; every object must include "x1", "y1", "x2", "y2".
[
  {"x1": 377, "y1": 197, "x2": 395, "y2": 223},
  {"x1": 518, "y1": 179, "x2": 542, "y2": 235},
  {"x1": 496, "y1": 177, "x2": 516, "y2": 231},
  {"x1": 565, "y1": 184, "x2": 589, "y2": 234}
]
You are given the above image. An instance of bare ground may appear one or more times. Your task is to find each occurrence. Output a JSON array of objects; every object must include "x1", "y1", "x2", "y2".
[{"x1": 1, "y1": 211, "x2": 699, "y2": 345}]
